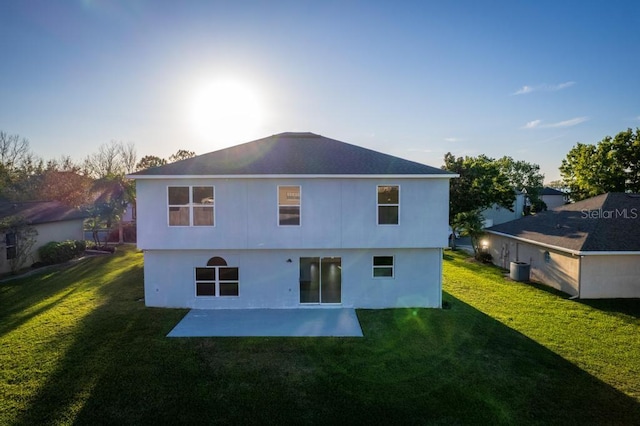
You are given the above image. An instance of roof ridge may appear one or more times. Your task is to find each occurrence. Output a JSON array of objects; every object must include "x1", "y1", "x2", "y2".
[{"x1": 130, "y1": 132, "x2": 454, "y2": 177}]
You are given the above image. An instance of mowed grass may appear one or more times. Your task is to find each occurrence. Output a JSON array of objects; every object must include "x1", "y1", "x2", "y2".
[
  {"x1": 0, "y1": 247, "x2": 638, "y2": 425},
  {"x1": 443, "y1": 251, "x2": 640, "y2": 402}
]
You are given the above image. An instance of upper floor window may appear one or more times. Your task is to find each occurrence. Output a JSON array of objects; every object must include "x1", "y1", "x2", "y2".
[
  {"x1": 168, "y1": 186, "x2": 214, "y2": 226},
  {"x1": 278, "y1": 185, "x2": 300, "y2": 226},
  {"x1": 377, "y1": 185, "x2": 399, "y2": 225}
]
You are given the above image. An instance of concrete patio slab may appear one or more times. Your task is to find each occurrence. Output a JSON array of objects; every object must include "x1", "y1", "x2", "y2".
[{"x1": 167, "y1": 308, "x2": 363, "y2": 337}]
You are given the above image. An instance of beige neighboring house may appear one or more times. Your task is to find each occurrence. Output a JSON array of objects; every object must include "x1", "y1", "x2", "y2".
[
  {"x1": 0, "y1": 201, "x2": 88, "y2": 274},
  {"x1": 484, "y1": 193, "x2": 640, "y2": 299}
]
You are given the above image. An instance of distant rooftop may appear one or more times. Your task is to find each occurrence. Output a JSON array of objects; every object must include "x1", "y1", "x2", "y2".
[
  {"x1": 131, "y1": 132, "x2": 454, "y2": 177},
  {"x1": 540, "y1": 187, "x2": 565, "y2": 196},
  {"x1": 487, "y1": 193, "x2": 640, "y2": 252},
  {"x1": 0, "y1": 201, "x2": 88, "y2": 225}
]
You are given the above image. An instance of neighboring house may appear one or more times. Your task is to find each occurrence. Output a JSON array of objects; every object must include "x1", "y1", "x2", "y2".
[
  {"x1": 540, "y1": 186, "x2": 566, "y2": 210},
  {"x1": 481, "y1": 190, "x2": 526, "y2": 227},
  {"x1": 484, "y1": 193, "x2": 640, "y2": 298},
  {"x1": 0, "y1": 201, "x2": 88, "y2": 274},
  {"x1": 128, "y1": 132, "x2": 456, "y2": 309}
]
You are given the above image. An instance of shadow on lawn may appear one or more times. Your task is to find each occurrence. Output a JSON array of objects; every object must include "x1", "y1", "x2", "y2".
[
  {"x1": 9, "y1": 251, "x2": 183, "y2": 425},
  {"x1": 578, "y1": 298, "x2": 640, "y2": 320},
  {"x1": 321, "y1": 297, "x2": 640, "y2": 425},
  {"x1": 9, "y1": 252, "x2": 640, "y2": 425},
  {"x1": 0, "y1": 259, "x2": 97, "y2": 339}
]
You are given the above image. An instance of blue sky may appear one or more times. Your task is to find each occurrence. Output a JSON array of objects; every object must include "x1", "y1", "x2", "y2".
[{"x1": 1, "y1": 1, "x2": 639, "y2": 182}]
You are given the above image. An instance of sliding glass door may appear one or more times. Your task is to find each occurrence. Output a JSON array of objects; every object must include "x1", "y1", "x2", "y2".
[{"x1": 299, "y1": 257, "x2": 341, "y2": 304}]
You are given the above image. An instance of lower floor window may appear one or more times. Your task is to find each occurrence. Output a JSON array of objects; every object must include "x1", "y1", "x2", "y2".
[
  {"x1": 195, "y1": 257, "x2": 239, "y2": 296},
  {"x1": 373, "y1": 256, "x2": 394, "y2": 278},
  {"x1": 5, "y1": 233, "x2": 16, "y2": 260}
]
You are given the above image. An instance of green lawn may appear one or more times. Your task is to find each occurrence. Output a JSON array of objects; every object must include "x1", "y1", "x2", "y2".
[{"x1": 0, "y1": 247, "x2": 638, "y2": 425}]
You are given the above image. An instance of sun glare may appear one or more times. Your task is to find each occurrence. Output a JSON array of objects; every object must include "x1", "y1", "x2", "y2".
[{"x1": 188, "y1": 78, "x2": 263, "y2": 146}]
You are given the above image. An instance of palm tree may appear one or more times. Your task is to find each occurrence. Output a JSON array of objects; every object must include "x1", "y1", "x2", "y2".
[
  {"x1": 90, "y1": 174, "x2": 135, "y2": 245},
  {"x1": 451, "y1": 210, "x2": 485, "y2": 255}
]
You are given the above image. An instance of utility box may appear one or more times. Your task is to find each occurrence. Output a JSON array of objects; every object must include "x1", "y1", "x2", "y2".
[{"x1": 510, "y1": 261, "x2": 530, "y2": 282}]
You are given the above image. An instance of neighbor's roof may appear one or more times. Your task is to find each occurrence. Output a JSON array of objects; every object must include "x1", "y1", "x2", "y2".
[
  {"x1": 0, "y1": 201, "x2": 88, "y2": 225},
  {"x1": 486, "y1": 193, "x2": 640, "y2": 253},
  {"x1": 130, "y1": 132, "x2": 455, "y2": 177},
  {"x1": 540, "y1": 187, "x2": 565, "y2": 196}
]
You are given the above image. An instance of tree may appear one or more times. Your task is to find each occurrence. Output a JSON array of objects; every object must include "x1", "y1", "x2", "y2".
[
  {"x1": 442, "y1": 153, "x2": 515, "y2": 218},
  {"x1": 168, "y1": 149, "x2": 196, "y2": 163},
  {"x1": 0, "y1": 131, "x2": 31, "y2": 171},
  {"x1": 546, "y1": 180, "x2": 567, "y2": 190},
  {"x1": 451, "y1": 210, "x2": 485, "y2": 255},
  {"x1": 36, "y1": 170, "x2": 94, "y2": 207},
  {"x1": 119, "y1": 142, "x2": 138, "y2": 175},
  {"x1": 496, "y1": 156, "x2": 545, "y2": 208},
  {"x1": 84, "y1": 140, "x2": 137, "y2": 179},
  {"x1": 560, "y1": 128, "x2": 640, "y2": 201},
  {"x1": 136, "y1": 155, "x2": 167, "y2": 171},
  {"x1": 90, "y1": 175, "x2": 135, "y2": 245},
  {"x1": 0, "y1": 131, "x2": 42, "y2": 201},
  {"x1": 0, "y1": 215, "x2": 38, "y2": 274}
]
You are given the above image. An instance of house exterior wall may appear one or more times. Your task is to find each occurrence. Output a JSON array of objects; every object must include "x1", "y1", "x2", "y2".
[
  {"x1": 0, "y1": 219, "x2": 85, "y2": 274},
  {"x1": 580, "y1": 255, "x2": 640, "y2": 298},
  {"x1": 143, "y1": 248, "x2": 442, "y2": 309},
  {"x1": 485, "y1": 234, "x2": 580, "y2": 296},
  {"x1": 136, "y1": 177, "x2": 450, "y2": 250},
  {"x1": 136, "y1": 176, "x2": 450, "y2": 309},
  {"x1": 541, "y1": 194, "x2": 565, "y2": 210},
  {"x1": 481, "y1": 193, "x2": 525, "y2": 226}
]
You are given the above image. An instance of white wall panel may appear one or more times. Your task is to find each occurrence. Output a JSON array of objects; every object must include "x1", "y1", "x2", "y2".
[
  {"x1": 136, "y1": 177, "x2": 450, "y2": 250},
  {"x1": 143, "y1": 248, "x2": 441, "y2": 309}
]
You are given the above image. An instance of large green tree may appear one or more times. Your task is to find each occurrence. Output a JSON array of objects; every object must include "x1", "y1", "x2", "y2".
[
  {"x1": 496, "y1": 156, "x2": 545, "y2": 206},
  {"x1": 560, "y1": 128, "x2": 640, "y2": 201},
  {"x1": 442, "y1": 153, "x2": 515, "y2": 218}
]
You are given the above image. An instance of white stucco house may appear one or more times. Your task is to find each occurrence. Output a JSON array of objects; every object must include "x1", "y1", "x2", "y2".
[
  {"x1": 484, "y1": 193, "x2": 640, "y2": 298},
  {"x1": 539, "y1": 186, "x2": 566, "y2": 210},
  {"x1": 0, "y1": 201, "x2": 87, "y2": 274},
  {"x1": 481, "y1": 190, "x2": 526, "y2": 227},
  {"x1": 128, "y1": 132, "x2": 456, "y2": 309}
]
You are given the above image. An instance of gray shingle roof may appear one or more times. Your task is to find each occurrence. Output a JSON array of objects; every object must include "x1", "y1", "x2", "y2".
[
  {"x1": 131, "y1": 132, "x2": 453, "y2": 177},
  {"x1": 540, "y1": 187, "x2": 565, "y2": 196},
  {"x1": 486, "y1": 193, "x2": 640, "y2": 252},
  {"x1": 0, "y1": 201, "x2": 88, "y2": 225}
]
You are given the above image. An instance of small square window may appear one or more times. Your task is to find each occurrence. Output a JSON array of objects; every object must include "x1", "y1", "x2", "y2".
[
  {"x1": 219, "y1": 282, "x2": 239, "y2": 296},
  {"x1": 378, "y1": 206, "x2": 399, "y2": 225},
  {"x1": 168, "y1": 187, "x2": 189, "y2": 205},
  {"x1": 196, "y1": 282, "x2": 216, "y2": 296},
  {"x1": 195, "y1": 268, "x2": 216, "y2": 281},
  {"x1": 373, "y1": 256, "x2": 394, "y2": 278},
  {"x1": 193, "y1": 187, "x2": 214, "y2": 205}
]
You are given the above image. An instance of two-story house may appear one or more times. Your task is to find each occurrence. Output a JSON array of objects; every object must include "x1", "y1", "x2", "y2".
[{"x1": 128, "y1": 132, "x2": 456, "y2": 309}]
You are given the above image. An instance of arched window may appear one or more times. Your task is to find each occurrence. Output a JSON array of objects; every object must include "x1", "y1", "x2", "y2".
[
  {"x1": 196, "y1": 256, "x2": 238, "y2": 297},
  {"x1": 207, "y1": 256, "x2": 227, "y2": 267}
]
